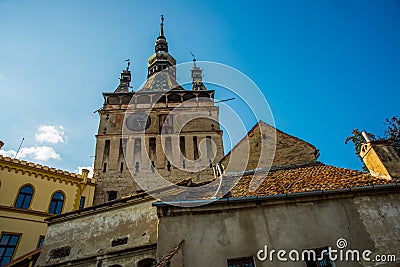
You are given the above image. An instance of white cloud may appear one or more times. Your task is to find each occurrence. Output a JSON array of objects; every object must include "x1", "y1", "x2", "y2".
[
  {"x1": 0, "y1": 146, "x2": 61, "y2": 161},
  {"x1": 35, "y1": 125, "x2": 65, "y2": 144},
  {"x1": 0, "y1": 149, "x2": 17, "y2": 158},
  {"x1": 19, "y1": 146, "x2": 61, "y2": 161},
  {"x1": 75, "y1": 166, "x2": 94, "y2": 178}
]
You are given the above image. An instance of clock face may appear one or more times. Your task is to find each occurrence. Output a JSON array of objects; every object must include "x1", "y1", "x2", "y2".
[{"x1": 126, "y1": 113, "x2": 151, "y2": 132}]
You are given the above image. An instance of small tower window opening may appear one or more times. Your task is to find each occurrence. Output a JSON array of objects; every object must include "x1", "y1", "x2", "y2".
[
  {"x1": 165, "y1": 137, "x2": 172, "y2": 158},
  {"x1": 14, "y1": 185, "x2": 33, "y2": 209},
  {"x1": 167, "y1": 161, "x2": 171, "y2": 172},
  {"x1": 206, "y1": 136, "x2": 213, "y2": 159},
  {"x1": 104, "y1": 140, "x2": 110, "y2": 156},
  {"x1": 120, "y1": 162, "x2": 124, "y2": 173},
  {"x1": 151, "y1": 161, "x2": 155, "y2": 172},
  {"x1": 103, "y1": 163, "x2": 107, "y2": 173},
  {"x1": 107, "y1": 191, "x2": 118, "y2": 201},
  {"x1": 134, "y1": 138, "x2": 141, "y2": 168},
  {"x1": 149, "y1": 137, "x2": 156, "y2": 161},
  {"x1": 159, "y1": 115, "x2": 174, "y2": 134},
  {"x1": 49, "y1": 192, "x2": 64, "y2": 214},
  {"x1": 135, "y1": 162, "x2": 140, "y2": 172},
  {"x1": 193, "y1": 136, "x2": 199, "y2": 160},
  {"x1": 102, "y1": 140, "x2": 110, "y2": 172},
  {"x1": 119, "y1": 138, "x2": 127, "y2": 158},
  {"x1": 182, "y1": 160, "x2": 186, "y2": 169},
  {"x1": 179, "y1": 136, "x2": 186, "y2": 157}
]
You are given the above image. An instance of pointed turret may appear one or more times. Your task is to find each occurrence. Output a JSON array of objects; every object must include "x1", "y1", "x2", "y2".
[
  {"x1": 114, "y1": 60, "x2": 131, "y2": 93},
  {"x1": 141, "y1": 16, "x2": 181, "y2": 91},
  {"x1": 155, "y1": 15, "x2": 168, "y2": 53},
  {"x1": 191, "y1": 56, "x2": 207, "y2": 91}
]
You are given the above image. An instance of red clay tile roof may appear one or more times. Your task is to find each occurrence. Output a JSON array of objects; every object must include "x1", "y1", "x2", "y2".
[
  {"x1": 227, "y1": 161, "x2": 392, "y2": 198},
  {"x1": 154, "y1": 162, "x2": 393, "y2": 201}
]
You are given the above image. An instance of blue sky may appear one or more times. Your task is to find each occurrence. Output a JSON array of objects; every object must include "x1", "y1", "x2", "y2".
[{"x1": 0, "y1": 0, "x2": 399, "y2": 174}]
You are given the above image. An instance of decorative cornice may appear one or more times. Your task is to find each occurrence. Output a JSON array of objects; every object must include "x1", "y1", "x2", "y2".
[
  {"x1": 0, "y1": 155, "x2": 95, "y2": 186},
  {"x1": 0, "y1": 205, "x2": 51, "y2": 218}
]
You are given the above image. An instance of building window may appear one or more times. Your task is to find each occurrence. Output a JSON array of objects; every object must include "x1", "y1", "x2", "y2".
[
  {"x1": 49, "y1": 192, "x2": 64, "y2": 214},
  {"x1": 159, "y1": 114, "x2": 174, "y2": 134},
  {"x1": 103, "y1": 163, "x2": 107, "y2": 172},
  {"x1": 149, "y1": 137, "x2": 156, "y2": 161},
  {"x1": 165, "y1": 137, "x2": 172, "y2": 159},
  {"x1": 120, "y1": 162, "x2": 124, "y2": 173},
  {"x1": 134, "y1": 138, "x2": 141, "y2": 165},
  {"x1": 305, "y1": 246, "x2": 335, "y2": 267},
  {"x1": 206, "y1": 136, "x2": 213, "y2": 159},
  {"x1": 179, "y1": 136, "x2": 186, "y2": 157},
  {"x1": 135, "y1": 162, "x2": 140, "y2": 172},
  {"x1": 79, "y1": 196, "x2": 86, "y2": 210},
  {"x1": 37, "y1": 235, "x2": 45, "y2": 248},
  {"x1": 108, "y1": 191, "x2": 117, "y2": 201},
  {"x1": 227, "y1": 256, "x2": 255, "y2": 267},
  {"x1": 193, "y1": 136, "x2": 199, "y2": 160},
  {"x1": 167, "y1": 161, "x2": 171, "y2": 171},
  {"x1": 0, "y1": 233, "x2": 21, "y2": 265},
  {"x1": 14, "y1": 185, "x2": 33, "y2": 209}
]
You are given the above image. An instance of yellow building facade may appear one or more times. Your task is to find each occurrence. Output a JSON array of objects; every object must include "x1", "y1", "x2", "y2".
[{"x1": 0, "y1": 155, "x2": 95, "y2": 266}]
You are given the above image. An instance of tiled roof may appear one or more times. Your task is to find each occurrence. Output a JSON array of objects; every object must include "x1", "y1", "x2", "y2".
[
  {"x1": 140, "y1": 71, "x2": 183, "y2": 91},
  {"x1": 227, "y1": 161, "x2": 392, "y2": 198},
  {"x1": 157, "y1": 162, "x2": 393, "y2": 201}
]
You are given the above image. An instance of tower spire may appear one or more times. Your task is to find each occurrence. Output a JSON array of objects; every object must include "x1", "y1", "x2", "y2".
[
  {"x1": 160, "y1": 15, "x2": 164, "y2": 37},
  {"x1": 141, "y1": 15, "x2": 179, "y2": 89},
  {"x1": 155, "y1": 15, "x2": 168, "y2": 53},
  {"x1": 114, "y1": 59, "x2": 132, "y2": 93},
  {"x1": 191, "y1": 54, "x2": 207, "y2": 91}
]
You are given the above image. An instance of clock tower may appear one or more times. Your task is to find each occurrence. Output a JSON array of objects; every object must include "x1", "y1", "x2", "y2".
[{"x1": 93, "y1": 17, "x2": 224, "y2": 204}]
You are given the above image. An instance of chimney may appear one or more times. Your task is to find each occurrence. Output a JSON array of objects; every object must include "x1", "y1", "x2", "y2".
[{"x1": 359, "y1": 132, "x2": 400, "y2": 180}]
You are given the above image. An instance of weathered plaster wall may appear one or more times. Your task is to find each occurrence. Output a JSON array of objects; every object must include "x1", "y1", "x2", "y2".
[
  {"x1": 157, "y1": 191, "x2": 400, "y2": 267},
  {"x1": 35, "y1": 198, "x2": 158, "y2": 267}
]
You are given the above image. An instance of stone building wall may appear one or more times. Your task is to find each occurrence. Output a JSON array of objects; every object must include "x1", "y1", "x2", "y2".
[
  {"x1": 93, "y1": 92, "x2": 224, "y2": 204},
  {"x1": 35, "y1": 195, "x2": 158, "y2": 267},
  {"x1": 156, "y1": 187, "x2": 400, "y2": 267}
]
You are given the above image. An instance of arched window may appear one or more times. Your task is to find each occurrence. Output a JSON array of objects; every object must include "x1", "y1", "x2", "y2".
[
  {"x1": 49, "y1": 192, "x2": 64, "y2": 214},
  {"x1": 14, "y1": 185, "x2": 33, "y2": 209}
]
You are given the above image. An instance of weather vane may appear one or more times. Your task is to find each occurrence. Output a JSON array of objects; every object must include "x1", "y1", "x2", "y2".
[
  {"x1": 125, "y1": 59, "x2": 130, "y2": 70},
  {"x1": 190, "y1": 52, "x2": 196, "y2": 63}
]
